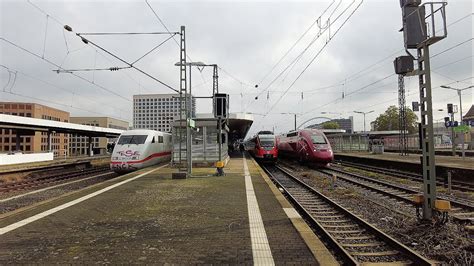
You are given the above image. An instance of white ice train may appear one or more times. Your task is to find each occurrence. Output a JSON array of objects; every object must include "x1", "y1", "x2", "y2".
[{"x1": 110, "y1": 129, "x2": 172, "y2": 173}]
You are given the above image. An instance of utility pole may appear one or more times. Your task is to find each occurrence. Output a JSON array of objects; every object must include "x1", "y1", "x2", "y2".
[
  {"x1": 398, "y1": 74, "x2": 408, "y2": 155},
  {"x1": 294, "y1": 114, "x2": 297, "y2": 131},
  {"x1": 178, "y1": 26, "x2": 188, "y2": 174},
  {"x1": 187, "y1": 64, "x2": 192, "y2": 175}
]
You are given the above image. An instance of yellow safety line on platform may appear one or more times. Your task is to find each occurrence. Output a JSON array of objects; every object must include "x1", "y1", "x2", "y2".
[
  {"x1": 243, "y1": 155, "x2": 275, "y2": 265},
  {"x1": 0, "y1": 166, "x2": 164, "y2": 236}
]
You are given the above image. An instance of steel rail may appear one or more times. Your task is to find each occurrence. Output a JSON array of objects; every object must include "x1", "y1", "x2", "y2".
[
  {"x1": 320, "y1": 167, "x2": 474, "y2": 222},
  {"x1": 262, "y1": 164, "x2": 432, "y2": 266},
  {"x1": 336, "y1": 160, "x2": 474, "y2": 193},
  {"x1": 0, "y1": 167, "x2": 112, "y2": 193}
]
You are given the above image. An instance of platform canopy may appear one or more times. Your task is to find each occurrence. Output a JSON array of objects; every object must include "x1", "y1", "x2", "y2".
[
  {"x1": 0, "y1": 114, "x2": 123, "y2": 137},
  {"x1": 228, "y1": 113, "x2": 253, "y2": 143}
]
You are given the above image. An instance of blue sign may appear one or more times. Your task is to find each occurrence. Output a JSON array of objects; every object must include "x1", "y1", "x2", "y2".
[
  {"x1": 470, "y1": 121, "x2": 474, "y2": 127},
  {"x1": 445, "y1": 121, "x2": 461, "y2": 128}
]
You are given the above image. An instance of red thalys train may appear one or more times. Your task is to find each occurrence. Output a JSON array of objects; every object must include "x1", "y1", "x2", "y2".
[
  {"x1": 247, "y1": 132, "x2": 278, "y2": 163},
  {"x1": 277, "y1": 129, "x2": 333, "y2": 166}
]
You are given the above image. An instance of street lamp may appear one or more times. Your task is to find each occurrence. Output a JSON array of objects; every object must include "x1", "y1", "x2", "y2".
[
  {"x1": 440, "y1": 85, "x2": 474, "y2": 159},
  {"x1": 353, "y1": 110, "x2": 374, "y2": 132}
]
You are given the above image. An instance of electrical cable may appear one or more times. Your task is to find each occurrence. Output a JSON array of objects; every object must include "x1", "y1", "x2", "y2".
[
  {"x1": 245, "y1": 0, "x2": 358, "y2": 112},
  {"x1": 1, "y1": 64, "x2": 131, "y2": 115},
  {"x1": 431, "y1": 38, "x2": 473, "y2": 59},
  {"x1": 131, "y1": 33, "x2": 176, "y2": 65},
  {"x1": 255, "y1": 0, "x2": 337, "y2": 86},
  {"x1": 26, "y1": 0, "x2": 159, "y2": 96},
  {"x1": 264, "y1": 0, "x2": 363, "y2": 116},
  {"x1": 71, "y1": 32, "x2": 178, "y2": 93},
  {"x1": 1, "y1": 37, "x2": 132, "y2": 102},
  {"x1": 1, "y1": 90, "x2": 127, "y2": 121},
  {"x1": 77, "y1": 32, "x2": 179, "y2": 35}
]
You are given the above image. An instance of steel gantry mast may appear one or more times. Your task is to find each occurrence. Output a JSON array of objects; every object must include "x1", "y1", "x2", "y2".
[
  {"x1": 396, "y1": 1, "x2": 447, "y2": 220},
  {"x1": 398, "y1": 74, "x2": 408, "y2": 155},
  {"x1": 178, "y1": 26, "x2": 187, "y2": 172}
]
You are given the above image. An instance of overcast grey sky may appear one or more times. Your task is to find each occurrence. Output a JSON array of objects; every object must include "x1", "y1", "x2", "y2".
[{"x1": 1, "y1": 0, "x2": 472, "y2": 136}]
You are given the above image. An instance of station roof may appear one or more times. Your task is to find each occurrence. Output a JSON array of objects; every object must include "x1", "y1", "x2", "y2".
[
  {"x1": 321, "y1": 129, "x2": 346, "y2": 134},
  {"x1": 0, "y1": 114, "x2": 123, "y2": 137},
  {"x1": 172, "y1": 113, "x2": 254, "y2": 142},
  {"x1": 228, "y1": 113, "x2": 254, "y2": 141}
]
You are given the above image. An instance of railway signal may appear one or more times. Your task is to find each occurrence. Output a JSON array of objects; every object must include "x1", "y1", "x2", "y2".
[{"x1": 396, "y1": 1, "x2": 448, "y2": 221}]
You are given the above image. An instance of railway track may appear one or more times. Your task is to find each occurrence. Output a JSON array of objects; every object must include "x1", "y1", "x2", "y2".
[
  {"x1": 319, "y1": 167, "x2": 474, "y2": 223},
  {"x1": 336, "y1": 160, "x2": 474, "y2": 193},
  {"x1": 0, "y1": 167, "x2": 113, "y2": 193},
  {"x1": 262, "y1": 164, "x2": 432, "y2": 265}
]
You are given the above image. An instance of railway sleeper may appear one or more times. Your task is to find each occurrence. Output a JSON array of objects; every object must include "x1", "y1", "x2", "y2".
[
  {"x1": 351, "y1": 250, "x2": 399, "y2": 257},
  {"x1": 322, "y1": 224, "x2": 358, "y2": 229},
  {"x1": 341, "y1": 242, "x2": 381, "y2": 248},
  {"x1": 326, "y1": 229, "x2": 365, "y2": 234},
  {"x1": 336, "y1": 235, "x2": 375, "y2": 241}
]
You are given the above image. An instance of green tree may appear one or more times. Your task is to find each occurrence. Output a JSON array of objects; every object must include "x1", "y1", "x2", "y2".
[
  {"x1": 372, "y1": 105, "x2": 418, "y2": 133},
  {"x1": 321, "y1": 121, "x2": 340, "y2": 129}
]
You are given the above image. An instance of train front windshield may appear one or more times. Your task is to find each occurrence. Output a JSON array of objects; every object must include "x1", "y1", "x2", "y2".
[
  {"x1": 259, "y1": 136, "x2": 275, "y2": 147},
  {"x1": 117, "y1": 135, "x2": 148, "y2": 145},
  {"x1": 311, "y1": 135, "x2": 327, "y2": 144}
]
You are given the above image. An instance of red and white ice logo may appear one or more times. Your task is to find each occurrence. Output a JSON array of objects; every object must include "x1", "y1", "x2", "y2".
[{"x1": 117, "y1": 150, "x2": 140, "y2": 157}]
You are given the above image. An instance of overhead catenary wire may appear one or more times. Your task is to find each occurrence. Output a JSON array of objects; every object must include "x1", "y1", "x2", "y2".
[
  {"x1": 77, "y1": 31, "x2": 179, "y2": 35},
  {"x1": 255, "y1": 0, "x2": 337, "y2": 86},
  {"x1": 0, "y1": 64, "x2": 131, "y2": 115},
  {"x1": 69, "y1": 31, "x2": 178, "y2": 93},
  {"x1": 25, "y1": 0, "x2": 160, "y2": 96},
  {"x1": 1, "y1": 90, "x2": 128, "y2": 121},
  {"x1": 1, "y1": 37, "x2": 132, "y2": 102},
  {"x1": 245, "y1": 0, "x2": 359, "y2": 112},
  {"x1": 264, "y1": 0, "x2": 364, "y2": 116}
]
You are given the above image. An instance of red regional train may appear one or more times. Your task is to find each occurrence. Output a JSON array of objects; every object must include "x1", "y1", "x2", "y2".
[
  {"x1": 277, "y1": 129, "x2": 333, "y2": 166},
  {"x1": 247, "y1": 131, "x2": 278, "y2": 163}
]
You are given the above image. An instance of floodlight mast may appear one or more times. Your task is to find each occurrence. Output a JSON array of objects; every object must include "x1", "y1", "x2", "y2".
[
  {"x1": 397, "y1": 0, "x2": 448, "y2": 221},
  {"x1": 440, "y1": 85, "x2": 473, "y2": 160}
]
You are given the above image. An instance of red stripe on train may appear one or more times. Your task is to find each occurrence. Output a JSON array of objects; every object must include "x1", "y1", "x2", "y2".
[{"x1": 110, "y1": 151, "x2": 172, "y2": 165}]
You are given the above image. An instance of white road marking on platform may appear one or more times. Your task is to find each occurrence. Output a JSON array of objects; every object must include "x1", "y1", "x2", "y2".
[
  {"x1": 0, "y1": 166, "x2": 164, "y2": 236},
  {"x1": 0, "y1": 172, "x2": 112, "y2": 203},
  {"x1": 283, "y1": 208, "x2": 302, "y2": 219},
  {"x1": 243, "y1": 155, "x2": 275, "y2": 265}
]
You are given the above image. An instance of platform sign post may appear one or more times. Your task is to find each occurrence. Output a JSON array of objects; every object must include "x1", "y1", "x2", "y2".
[{"x1": 397, "y1": 1, "x2": 447, "y2": 221}]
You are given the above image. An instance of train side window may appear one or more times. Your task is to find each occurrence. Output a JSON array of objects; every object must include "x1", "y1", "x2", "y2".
[
  {"x1": 158, "y1": 136, "x2": 164, "y2": 143},
  {"x1": 152, "y1": 136, "x2": 155, "y2": 143},
  {"x1": 287, "y1": 132, "x2": 297, "y2": 137}
]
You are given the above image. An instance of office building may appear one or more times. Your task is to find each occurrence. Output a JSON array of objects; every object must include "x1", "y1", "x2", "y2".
[
  {"x1": 133, "y1": 94, "x2": 196, "y2": 132},
  {"x1": 308, "y1": 116, "x2": 354, "y2": 133},
  {"x1": 0, "y1": 102, "x2": 70, "y2": 156},
  {"x1": 69, "y1": 117, "x2": 129, "y2": 156}
]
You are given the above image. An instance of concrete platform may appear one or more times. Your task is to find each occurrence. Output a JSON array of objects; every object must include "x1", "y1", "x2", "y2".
[{"x1": 0, "y1": 153, "x2": 336, "y2": 264}]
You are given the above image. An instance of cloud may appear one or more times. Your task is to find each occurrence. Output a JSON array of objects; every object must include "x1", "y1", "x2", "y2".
[{"x1": 1, "y1": 0, "x2": 472, "y2": 136}]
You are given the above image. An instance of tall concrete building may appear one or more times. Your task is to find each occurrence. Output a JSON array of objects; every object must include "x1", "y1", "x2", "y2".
[
  {"x1": 133, "y1": 94, "x2": 196, "y2": 132},
  {"x1": 0, "y1": 102, "x2": 70, "y2": 156},
  {"x1": 69, "y1": 117, "x2": 129, "y2": 156},
  {"x1": 308, "y1": 116, "x2": 354, "y2": 133}
]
